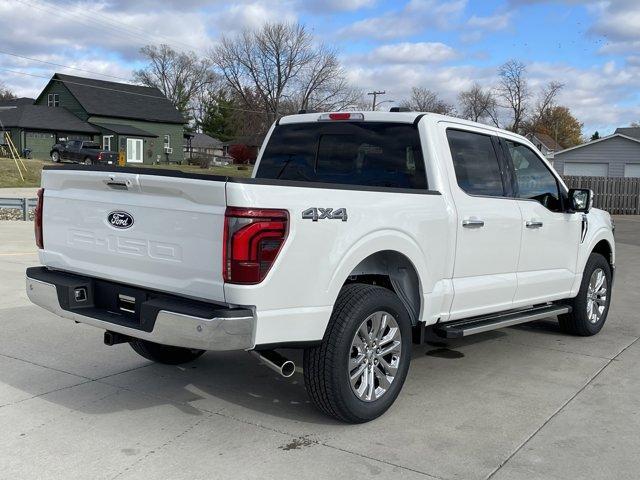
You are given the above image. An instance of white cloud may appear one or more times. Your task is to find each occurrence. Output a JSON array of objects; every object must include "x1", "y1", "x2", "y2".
[
  {"x1": 0, "y1": 1, "x2": 213, "y2": 58},
  {"x1": 366, "y1": 42, "x2": 458, "y2": 64},
  {"x1": 344, "y1": 62, "x2": 494, "y2": 108},
  {"x1": 344, "y1": 55, "x2": 640, "y2": 134},
  {"x1": 304, "y1": 0, "x2": 377, "y2": 12},
  {"x1": 222, "y1": 2, "x2": 298, "y2": 34},
  {"x1": 526, "y1": 60, "x2": 640, "y2": 133},
  {"x1": 340, "y1": 0, "x2": 467, "y2": 40},
  {"x1": 467, "y1": 12, "x2": 511, "y2": 31},
  {"x1": 587, "y1": 0, "x2": 640, "y2": 56}
]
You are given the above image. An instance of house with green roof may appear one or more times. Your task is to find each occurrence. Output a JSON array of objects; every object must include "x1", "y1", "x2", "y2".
[{"x1": 0, "y1": 73, "x2": 185, "y2": 163}]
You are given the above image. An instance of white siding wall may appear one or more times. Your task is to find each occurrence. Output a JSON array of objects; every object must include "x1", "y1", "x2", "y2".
[{"x1": 554, "y1": 136, "x2": 640, "y2": 177}]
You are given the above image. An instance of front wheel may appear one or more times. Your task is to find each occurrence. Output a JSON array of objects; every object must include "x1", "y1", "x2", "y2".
[
  {"x1": 304, "y1": 284, "x2": 412, "y2": 423},
  {"x1": 51, "y1": 151, "x2": 60, "y2": 162},
  {"x1": 559, "y1": 252, "x2": 612, "y2": 336},
  {"x1": 129, "y1": 339, "x2": 205, "y2": 365}
]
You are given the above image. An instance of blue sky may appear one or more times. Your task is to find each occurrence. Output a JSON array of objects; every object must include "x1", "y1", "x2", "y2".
[{"x1": 1, "y1": 0, "x2": 639, "y2": 136}]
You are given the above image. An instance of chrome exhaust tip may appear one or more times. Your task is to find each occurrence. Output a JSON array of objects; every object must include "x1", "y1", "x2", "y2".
[{"x1": 251, "y1": 350, "x2": 296, "y2": 378}]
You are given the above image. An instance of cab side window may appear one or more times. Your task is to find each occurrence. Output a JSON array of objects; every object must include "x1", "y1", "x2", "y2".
[
  {"x1": 446, "y1": 129, "x2": 505, "y2": 197},
  {"x1": 505, "y1": 141, "x2": 562, "y2": 212}
]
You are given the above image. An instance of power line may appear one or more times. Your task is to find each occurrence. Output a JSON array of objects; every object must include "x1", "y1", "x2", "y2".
[
  {"x1": 367, "y1": 90, "x2": 386, "y2": 110},
  {"x1": 55, "y1": 0, "x2": 203, "y2": 52},
  {"x1": 12, "y1": 0, "x2": 156, "y2": 48},
  {"x1": 12, "y1": 0, "x2": 201, "y2": 52},
  {"x1": 0, "y1": 50, "x2": 134, "y2": 83},
  {"x1": 71, "y1": 2, "x2": 202, "y2": 52}
]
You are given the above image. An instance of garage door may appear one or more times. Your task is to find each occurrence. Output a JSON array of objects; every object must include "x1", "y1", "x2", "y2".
[
  {"x1": 25, "y1": 131, "x2": 55, "y2": 160},
  {"x1": 563, "y1": 162, "x2": 608, "y2": 177},
  {"x1": 624, "y1": 164, "x2": 640, "y2": 178}
]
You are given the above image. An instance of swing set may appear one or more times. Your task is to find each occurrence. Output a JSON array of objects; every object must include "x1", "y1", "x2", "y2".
[{"x1": 0, "y1": 106, "x2": 28, "y2": 182}]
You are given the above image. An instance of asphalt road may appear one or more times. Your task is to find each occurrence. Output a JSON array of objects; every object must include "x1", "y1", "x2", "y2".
[{"x1": 1, "y1": 217, "x2": 639, "y2": 480}]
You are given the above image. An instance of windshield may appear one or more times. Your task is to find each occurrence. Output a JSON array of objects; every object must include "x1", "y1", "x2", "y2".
[
  {"x1": 83, "y1": 142, "x2": 100, "y2": 149},
  {"x1": 256, "y1": 121, "x2": 427, "y2": 189}
]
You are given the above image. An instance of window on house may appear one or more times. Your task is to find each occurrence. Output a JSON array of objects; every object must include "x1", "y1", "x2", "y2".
[
  {"x1": 47, "y1": 93, "x2": 59, "y2": 107},
  {"x1": 164, "y1": 134, "x2": 171, "y2": 151},
  {"x1": 103, "y1": 135, "x2": 114, "y2": 151}
]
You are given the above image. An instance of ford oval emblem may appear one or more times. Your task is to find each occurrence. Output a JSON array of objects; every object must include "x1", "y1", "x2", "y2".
[{"x1": 107, "y1": 211, "x2": 134, "y2": 229}]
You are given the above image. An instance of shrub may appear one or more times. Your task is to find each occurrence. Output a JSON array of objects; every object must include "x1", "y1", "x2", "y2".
[{"x1": 228, "y1": 144, "x2": 255, "y2": 164}]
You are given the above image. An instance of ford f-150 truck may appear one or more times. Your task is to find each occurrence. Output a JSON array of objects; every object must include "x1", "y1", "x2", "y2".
[{"x1": 26, "y1": 111, "x2": 615, "y2": 423}]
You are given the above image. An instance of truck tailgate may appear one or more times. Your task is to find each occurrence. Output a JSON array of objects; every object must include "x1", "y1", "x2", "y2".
[{"x1": 39, "y1": 168, "x2": 227, "y2": 303}]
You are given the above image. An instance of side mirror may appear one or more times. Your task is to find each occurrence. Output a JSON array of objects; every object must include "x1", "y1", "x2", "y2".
[{"x1": 568, "y1": 188, "x2": 593, "y2": 213}]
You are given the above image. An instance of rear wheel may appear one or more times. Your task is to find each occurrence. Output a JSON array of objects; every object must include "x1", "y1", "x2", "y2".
[
  {"x1": 303, "y1": 284, "x2": 412, "y2": 423},
  {"x1": 559, "y1": 252, "x2": 612, "y2": 336},
  {"x1": 129, "y1": 339, "x2": 205, "y2": 365},
  {"x1": 84, "y1": 157, "x2": 93, "y2": 165}
]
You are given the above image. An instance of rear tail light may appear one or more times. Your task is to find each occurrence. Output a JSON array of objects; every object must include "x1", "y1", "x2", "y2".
[
  {"x1": 35, "y1": 188, "x2": 44, "y2": 249},
  {"x1": 223, "y1": 207, "x2": 289, "y2": 284},
  {"x1": 97, "y1": 152, "x2": 103, "y2": 161}
]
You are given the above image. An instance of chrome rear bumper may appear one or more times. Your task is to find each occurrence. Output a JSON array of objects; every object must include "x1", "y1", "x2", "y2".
[{"x1": 26, "y1": 268, "x2": 255, "y2": 351}]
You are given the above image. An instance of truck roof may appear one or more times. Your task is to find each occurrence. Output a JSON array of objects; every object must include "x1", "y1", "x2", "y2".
[{"x1": 278, "y1": 111, "x2": 532, "y2": 146}]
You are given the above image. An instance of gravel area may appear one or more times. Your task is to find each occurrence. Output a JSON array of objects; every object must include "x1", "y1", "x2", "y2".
[{"x1": 0, "y1": 207, "x2": 34, "y2": 221}]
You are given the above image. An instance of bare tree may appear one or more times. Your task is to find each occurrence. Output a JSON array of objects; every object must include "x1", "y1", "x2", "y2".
[
  {"x1": 400, "y1": 87, "x2": 455, "y2": 115},
  {"x1": 458, "y1": 83, "x2": 496, "y2": 123},
  {"x1": 0, "y1": 82, "x2": 16, "y2": 101},
  {"x1": 211, "y1": 22, "x2": 360, "y2": 126},
  {"x1": 497, "y1": 60, "x2": 529, "y2": 133},
  {"x1": 294, "y1": 46, "x2": 362, "y2": 112},
  {"x1": 134, "y1": 44, "x2": 216, "y2": 118},
  {"x1": 529, "y1": 81, "x2": 564, "y2": 129}
]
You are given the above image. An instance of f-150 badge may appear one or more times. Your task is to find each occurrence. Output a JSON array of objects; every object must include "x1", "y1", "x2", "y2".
[{"x1": 302, "y1": 208, "x2": 348, "y2": 222}]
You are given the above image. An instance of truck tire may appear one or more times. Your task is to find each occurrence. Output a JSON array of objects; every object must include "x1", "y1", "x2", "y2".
[
  {"x1": 84, "y1": 157, "x2": 93, "y2": 165},
  {"x1": 303, "y1": 283, "x2": 412, "y2": 423},
  {"x1": 558, "y1": 252, "x2": 612, "y2": 336},
  {"x1": 51, "y1": 151, "x2": 60, "y2": 162},
  {"x1": 129, "y1": 339, "x2": 205, "y2": 365}
]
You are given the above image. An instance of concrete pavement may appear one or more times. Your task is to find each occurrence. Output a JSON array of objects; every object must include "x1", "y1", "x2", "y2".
[
  {"x1": 0, "y1": 187, "x2": 39, "y2": 198},
  {"x1": 0, "y1": 218, "x2": 639, "y2": 479}
]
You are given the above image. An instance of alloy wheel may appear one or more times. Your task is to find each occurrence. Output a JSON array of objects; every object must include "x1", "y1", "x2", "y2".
[
  {"x1": 586, "y1": 268, "x2": 607, "y2": 324},
  {"x1": 348, "y1": 311, "x2": 402, "y2": 402}
]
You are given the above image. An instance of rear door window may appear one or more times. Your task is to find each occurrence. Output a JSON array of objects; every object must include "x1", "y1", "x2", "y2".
[
  {"x1": 256, "y1": 122, "x2": 427, "y2": 189},
  {"x1": 446, "y1": 129, "x2": 506, "y2": 197}
]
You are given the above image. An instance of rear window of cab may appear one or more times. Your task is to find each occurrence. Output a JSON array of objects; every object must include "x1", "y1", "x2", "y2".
[{"x1": 255, "y1": 122, "x2": 428, "y2": 189}]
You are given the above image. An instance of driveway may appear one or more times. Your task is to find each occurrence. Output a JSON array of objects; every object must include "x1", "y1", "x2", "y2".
[{"x1": 0, "y1": 217, "x2": 639, "y2": 480}]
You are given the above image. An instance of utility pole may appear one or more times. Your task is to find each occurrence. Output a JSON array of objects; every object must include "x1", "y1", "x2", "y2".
[{"x1": 367, "y1": 90, "x2": 385, "y2": 111}]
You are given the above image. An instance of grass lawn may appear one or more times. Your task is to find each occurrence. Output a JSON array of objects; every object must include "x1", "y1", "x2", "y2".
[
  {"x1": 0, "y1": 157, "x2": 253, "y2": 188},
  {"x1": 0, "y1": 158, "x2": 46, "y2": 188}
]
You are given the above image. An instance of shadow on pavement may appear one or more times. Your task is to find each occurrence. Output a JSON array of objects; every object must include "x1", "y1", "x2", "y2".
[{"x1": 0, "y1": 326, "x2": 508, "y2": 425}]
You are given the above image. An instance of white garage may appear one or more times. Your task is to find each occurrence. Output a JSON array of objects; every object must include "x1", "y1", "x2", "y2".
[
  {"x1": 563, "y1": 162, "x2": 609, "y2": 177},
  {"x1": 554, "y1": 130, "x2": 640, "y2": 178}
]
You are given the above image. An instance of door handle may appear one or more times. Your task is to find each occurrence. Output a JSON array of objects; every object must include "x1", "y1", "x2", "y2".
[
  {"x1": 526, "y1": 220, "x2": 544, "y2": 229},
  {"x1": 462, "y1": 219, "x2": 485, "y2": 228}
]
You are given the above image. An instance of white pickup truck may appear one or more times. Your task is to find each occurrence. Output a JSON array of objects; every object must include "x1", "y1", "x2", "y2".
[{"x1": 26, "y1": 111, "x2": 615, "y2": 423}]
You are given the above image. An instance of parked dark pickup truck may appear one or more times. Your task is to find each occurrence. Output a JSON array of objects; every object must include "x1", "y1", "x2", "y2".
[{"x1": 50, "y1": 140, "x2": 118, "y2": 165}]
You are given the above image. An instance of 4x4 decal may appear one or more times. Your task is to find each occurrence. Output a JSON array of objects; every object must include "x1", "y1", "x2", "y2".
[{"x1": 302, "y1": 208, "x2": 348, "y2": 222}]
